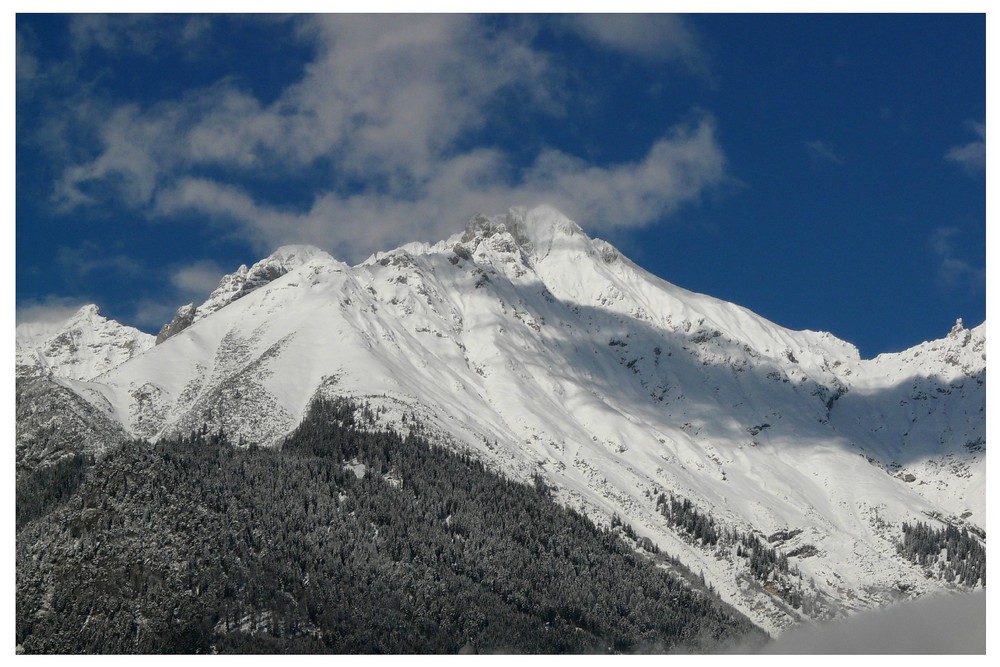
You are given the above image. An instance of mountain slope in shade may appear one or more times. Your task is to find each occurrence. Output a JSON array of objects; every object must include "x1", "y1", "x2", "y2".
[
  {"x1": 15, "y1": 376, "x2": 130, "y2": 475},
  {"x1": 20, "y1": 206, "x2": 984, "y2": 636}
]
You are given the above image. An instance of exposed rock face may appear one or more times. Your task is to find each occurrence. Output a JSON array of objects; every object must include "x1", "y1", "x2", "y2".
[{"x1": 156, "y1": 303, "x2": 197, "y2": 344}]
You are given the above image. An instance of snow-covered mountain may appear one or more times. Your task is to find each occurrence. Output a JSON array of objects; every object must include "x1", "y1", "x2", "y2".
[
  {"x1": 155, "y1": 245, "x2": 328, "y2": 344},
  {"x1": 16, "y1": 304, "x2": 154, "y2": 381},
  {"x1": 15, "y1": 305, "x2": 151, "y2": 472},
  {"x1": 16, "y1": 206, "x2": 985, "y2": 635}
]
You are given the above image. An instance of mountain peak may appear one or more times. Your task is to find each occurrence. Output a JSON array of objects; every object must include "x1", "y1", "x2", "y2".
[
  {"x1": 518, "y1": 205, "x2": 586, "y2": 256},
  {"x1": 70, "y1": 303, "x2": 102, "y2": 321},
  {"x1": 16, "y1": 304, "x2": 154, "y2": 381},
  {"x1": 242, "y1": 245, "x2": 332, "y2": 291},
  {"x1": 16, "y1": 304, "x2": 102, "y2": 345},
  {"x1": 459, "y1": 205, "x2": 587, "y2": 262},
  {"x1": 155, "y1": 303, "x2": 197, "y2": 345},
  {"x1": 264, "y1": 244, "x2": 330, "y2": 266}
]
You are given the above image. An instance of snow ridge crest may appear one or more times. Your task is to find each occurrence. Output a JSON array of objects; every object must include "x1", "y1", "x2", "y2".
[{"x1": 157, "y1": 245, "x2": 339, "y2": 344}]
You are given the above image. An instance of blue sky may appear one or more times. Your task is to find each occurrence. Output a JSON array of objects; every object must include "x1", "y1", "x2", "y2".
[{"x1": 15, "y1": 13, "x2": 986, "y2": 357}]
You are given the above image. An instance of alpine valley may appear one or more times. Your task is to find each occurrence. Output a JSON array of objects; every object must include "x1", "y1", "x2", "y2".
[{"x1": 15, "y1": 206, "x2": 985, "y2": 651}]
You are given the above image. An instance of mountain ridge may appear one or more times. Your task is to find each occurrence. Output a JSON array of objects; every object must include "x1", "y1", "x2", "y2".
[{"x1": 15, "y1": 206, "x2": 985, "y2": 636}]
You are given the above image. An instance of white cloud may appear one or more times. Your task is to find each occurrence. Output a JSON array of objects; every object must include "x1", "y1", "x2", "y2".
[
  {"x1": 154, "y1": 177, "x2": 304, "y2": 239},
  {"x1": 55, "y1": 104, "x2": 179, "y2": 209},
  {"x1": 181, "y1": 87, "x2": 280, "y2": 168},
  {"x1": 112, "y1": 261, "x2": 227, "y2": 332},
  {"x1": 804, "y1": 139, "x2": 844, "y2": 165},
  {"x1": 51, "y1": 15, "x2": 728, "y2": 263},
  {"x1": 929, "y1": 226, "x2": 985, "y2": 291},
  {"x1": 15, "y1": 296, "x2": 90, "y2": 327},
  {"x1": 68, "y1": 15, "x2": 177, "y2": 56},
  {"x1": 170, "y1": 260, "x2": 226, "y2": 300},
  {"x1": 945, "y1": 120, "x2": 985, "y2": 172},
  {"x1": 114, "y1": 260, "x2": 229, "y2": 331},
  {"x1": 296, "y1": 15, "x2": 558, "y2": 180},
  {"x1": 53, "y1": 16, "x2": 557, "y2": 199},
  {"x1": 523, "y1": 117, "x2": 725, "y2": 228},
  {"x1": 153, "y1": 116, "x2": 725, "y2": 262},
  {"x1": 567, "y1": 14, "x2": 709, "y2": 78},
  {"x1": 180, "y1": 16, "x2": 212, "y2": 45}
]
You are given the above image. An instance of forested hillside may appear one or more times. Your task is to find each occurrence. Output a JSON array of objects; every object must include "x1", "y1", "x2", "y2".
[
  {"x1": 897, "y1": 521, "x2": 986, "y2": 588},
  {"x1": 16, "y1": 399, "x2": 766, "y2": 654}
]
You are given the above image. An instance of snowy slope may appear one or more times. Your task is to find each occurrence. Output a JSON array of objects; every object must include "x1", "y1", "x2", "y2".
[
  {"x1": 156, "y1": 244, "x2": 328, "y2": 343},
  {"x1": 16, "y1": 304, "x2": 154, "y2": 382},
  {"x1": 28, "y1": 206, "x2": 985, "y2": 635},
  {"x1": 830, "y1": 320, "x2": 985, "y2": 523}
]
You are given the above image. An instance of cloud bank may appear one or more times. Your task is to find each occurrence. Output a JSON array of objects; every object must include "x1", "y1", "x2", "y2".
[
  {"x1": 759, "y1": 590, "x2": 985, "y2": 654},
  {"x1": 38, "y1": 15, "x2": 726, "y2": 262},
  {"x1": 15, "y1": 296, "x2": 91, "y2": 327}
]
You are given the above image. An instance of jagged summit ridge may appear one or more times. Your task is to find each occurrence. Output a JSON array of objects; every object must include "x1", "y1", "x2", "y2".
[
  {"x1": 157, "y1": 244, "x2": 341, "y2": 344},
  {"x1": 425, "y1": 207, "x2": 859, "y2": 379},
  {"x1": 457, "y1": 206, "x2": 586, "y2": 260},
  {"x1": 17, "y1": 205, "x2": 985, "y2": 636}
]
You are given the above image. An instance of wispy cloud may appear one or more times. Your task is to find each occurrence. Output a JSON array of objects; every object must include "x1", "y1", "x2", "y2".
[
  {"x1": 55, "y1": 242, "x2": 143, "y2": 280},
  {"x1": 944, "y1": 120, "x2": 985, "y2": 172},
  {"x1": 929, "y1": 226, "x2": 985, "y2": 291},
  {"x1": 68, "y1": 14, "x2": 199, "y2": 57},
  {"x1": 131, "y1": 297, "x2": 184, "y2": 330},
  {"x1": 804, "y1": 139, "x2": 844, "y2": 165},
  {"x1": 565, "y1": 15, "x2": 711, "y2": 79},
  {"x1": 44, "y1": 15, "x2": 728, "y2": 263},
  {"x1": 16, "y1": 29, "x2": 39, "y2": 84},
  {"x1": 169, "y1": 260, "x2": 226, "y2": 301},
  {"x1": 153, "y1": 115, "x2": 725, "y2": 261},
  {"x1": 129, "y1": 260, "x2": 229, "y2": 329},
  {"x1": 15, "y1": 295, "x2": 90, "y2": 326}
]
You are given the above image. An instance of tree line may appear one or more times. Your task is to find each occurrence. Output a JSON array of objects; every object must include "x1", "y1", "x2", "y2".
[
  {"x1": 898, "y1": 521, "x2": 985, "y2": 587},
  {"x1": 656, "y1": 491, "x2": 801, "y2": 610},
  {"x1": 16, "y1": 397, "x2": 766, "y2": 654}
]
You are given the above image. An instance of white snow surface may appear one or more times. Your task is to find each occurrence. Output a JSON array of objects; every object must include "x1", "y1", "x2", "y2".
[
  {"x1": 16, "y1": 304, "x2": 155, "y2": 381},
  {"x1": 22, "y1": 207, "x2": 985, "y2": 636},
  {"x1": 192, "y1": 244, "x2": 337, "y2": 324}
]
